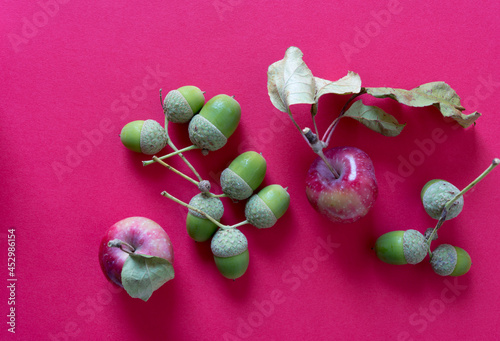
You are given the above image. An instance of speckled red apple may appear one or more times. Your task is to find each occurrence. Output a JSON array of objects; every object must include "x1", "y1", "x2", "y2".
[
  {"x1": 99, "y1": 217, "x2": 174, "y2": 288},
  {"x1": 305, "y1": 146, "x2": 378, "y2": 223}
]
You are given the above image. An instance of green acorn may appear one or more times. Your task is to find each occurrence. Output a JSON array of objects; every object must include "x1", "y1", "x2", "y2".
[
  {"x1": 120, "y1": 120, "x2": 167, "y2": 155},
  {"x1": 421, "y1": 179, "x2": 464, "y2": 220},
  {"x1": 211, "y1": 228, "x2": 249, "y2": 279},
  {"x1": 186, "y1": 193, "x2": 224, "y2": 242},
  {"x1": 163, "y1": 86, "x2": 205, "y2": 123},
  {"x1": 188, "y1": 94, "x2": 241, "y2": 151},
  {"x1": 430, "y1": 244, "x2": 471, "y2": 276},
  {"x1": 245, "y1": 185, "x2": 290, "y2": 228},
  {"x1": 374, "y1": 230, "x2": 427, "y2": 265},
  {"x1": 220, "y1": 151, "x2": 267, "y2": 200}
]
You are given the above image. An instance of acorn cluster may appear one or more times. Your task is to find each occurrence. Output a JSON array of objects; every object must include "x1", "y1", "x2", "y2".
[
  {"x1": 120, "y1": 86, "x2": 290, "y2": 280},
  {"x1": 374, "y1": 159, "x2": 499, "y2": 277}
]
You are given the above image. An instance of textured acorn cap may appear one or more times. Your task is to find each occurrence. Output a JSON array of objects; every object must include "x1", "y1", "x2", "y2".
[
  {"x1": 164, "y1": 90, "x2": 194, "y2": 123},
  {"x1": 245, "y1": 195, "x2": 277, "y2": 228},
  {"x1": 211, "y1": 228, "x2": 248, "y2": 258},
  {"x1": 422, "y1": 180, "x2": 464, "y2": 220},
  {"x1": 188, "y1": 193, "x2": 224, "y2": 220},
  {"x1": 188, "y1": 115, "x2": 227, "y2": 151},
  {"x1": 403, "y1": 229, "x2": 427, "y2": 265},
  {"x1": 220, "y1": 168, "x2": 253, "y2": 200},
  {"x1": 430, "y1": 244, "x2": 457, "y2": 276},
  {"x1": 140, "y1": 120, "x2": 168, "y2": 155}
]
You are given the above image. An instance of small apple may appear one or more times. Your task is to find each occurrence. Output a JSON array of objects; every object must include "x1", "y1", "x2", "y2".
[
  {"x1": 305, "y1": 146, "x2": 378, "y2": 223},
  {"x1": 99, "y1": 217, "x2": 175, "y2": 301}
]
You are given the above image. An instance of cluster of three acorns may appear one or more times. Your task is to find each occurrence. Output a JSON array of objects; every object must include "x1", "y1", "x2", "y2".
[
  {"x1": 189, "y1": 151, "x2": 290, "y2": 280},
  {"x1": 374, "y1": 179, "x2": 471, "y2": 277},
  {"x1": 120, "y1": 86, "x2": 241, "y2": 155},
  {"x1": 120, "y1": 86, "x2": 290, "y2": 280}
]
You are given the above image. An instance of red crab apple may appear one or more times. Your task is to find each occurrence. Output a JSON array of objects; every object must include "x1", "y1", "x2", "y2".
[
  {"x1": 305, "y1": 146, "x2": 378, "y2": 223},
  {"x1": 99, "y1": 217, "x2": 174, "y2": 301}
]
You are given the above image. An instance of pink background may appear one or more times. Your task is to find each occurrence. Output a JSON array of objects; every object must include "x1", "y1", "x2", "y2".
[{"x1": 1, "y1": 1, "x2": 499, "y2": 340}]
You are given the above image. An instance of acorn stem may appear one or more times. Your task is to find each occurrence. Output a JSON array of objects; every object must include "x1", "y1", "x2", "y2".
[
  {"x1": 228, "y1": 220, "x2": 249, "y2": 229},
  {"x1": 159, "y1": 107, "x2": 203, "y2": 181},
  {"x1": 142, "y1": 145, "x2": 199, "y2": 166},
  {"x1": 153, "y1": 156, "x2": 199, "y2": 186},
  {"x1": 444, "y1": 158, "x2": 500, "y2": 211},
  {"x1": 161, "y1": 191, "x2": 226, "y2": 229},
  {"x1": 207, "y1": 193, "x2": 228, "y2": 198},
  {"x1": 426, "y1": 209, "x2": 448, "y2": 257}
]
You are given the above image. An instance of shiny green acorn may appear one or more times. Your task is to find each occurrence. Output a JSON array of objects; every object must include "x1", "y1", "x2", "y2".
[
  {"x1": 430, "y1": 244, "x2": 471, "y2": 276},
  {"x1": 211, "y1": 228, "x2": 249, "y2": 279},
  {"x1": 245, "y1": 185, "x2": 290, "y2": 228},
  {"x1": 221, "y1": 151, "x2": 267, "y2": 200},
  {"x1": 186, "y1": 193, "x2": 224, "y2": 242},
  {"x1": 120, "y1": 119, "x2": 167, "y2": 155},
  {"x1": 421, "y1": 179, "x2": 464, "y2": 220},
  {"x1": 163, "y1": 86, "x2": 205, "y2": 123},
  {"x1": 188, "y1": 94, "x2": 241, "y2": 151},
  {"x1": 374, "y1": 230, "x2": 427, "y2": 265}
]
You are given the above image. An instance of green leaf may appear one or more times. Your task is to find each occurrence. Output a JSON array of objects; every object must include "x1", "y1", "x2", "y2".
[
  {"x1": 343, "y1": 100, "x2": 406, "y2": 137},
  {"x1": 121, "y1": 253, "x2": 175, "y2": 302},
  {"x1": 365, "y1": 82, "x2": 481, "y2": 128},
  {"x1": 267, "y1": 46, "x2": 315, "y2": 113}
]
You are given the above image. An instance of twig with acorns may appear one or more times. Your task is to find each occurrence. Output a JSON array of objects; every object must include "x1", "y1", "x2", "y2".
[
  {"x1": 375, "y1": 158, "x2": 499, "y2": 276},
  {"x1": 102, "y1": 85, "x2": 290, "y2": 302}
]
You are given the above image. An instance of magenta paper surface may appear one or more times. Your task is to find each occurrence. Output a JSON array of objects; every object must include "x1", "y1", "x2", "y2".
[{"x1": 1, "y1": 1, "x2": 499, "y2": 340}]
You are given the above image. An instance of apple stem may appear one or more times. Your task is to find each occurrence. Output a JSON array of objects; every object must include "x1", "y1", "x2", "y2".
[
  {"x1": 444, "y1": 158, "x2": 499, "y2": 211},
  {"x1": 142, "y1": 144, "x2": 199, "y2": 166},
  {"x1": 108, "y1": 239, "x2": 136, "y2": 254},
  {"x1": 152, "y1": 156, "x2": 200, "y2": 187},
  {"x1": 303, "y1": 128, "x2": 340, "y2": 179},
  {"x1": 321, "y1": 91, "x2": 365, "y2": 146}
]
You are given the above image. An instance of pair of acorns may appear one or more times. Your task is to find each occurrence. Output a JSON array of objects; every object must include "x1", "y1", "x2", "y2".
[
  {"x1": 186, "y1": 151, "x2": 290, "y2": 279},
  {"x1": 120, "y1": 86, "x2": 241, "y2": 155},
  {"x1": 374, "y1": 159, "x2": 499, "y2": 276}
]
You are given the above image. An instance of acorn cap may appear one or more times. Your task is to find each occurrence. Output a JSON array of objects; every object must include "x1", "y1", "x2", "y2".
[
  {"x1": 164, "y1": 90, "x2": 194, "y2": 123},
  {"x1": 220, "y1": 168, "x2": 253, "y2": 200},
  {"x1": 422, "y1": 180, "x2": 464, "y2": 220},
  {"x1": 188, "y1": 193, "x2": 224, "y2": 220},
  {"x1": 430, "y1": 244, "x2": 457, "y2": 276},
  {"x1": 403, "y1": 229, "x2": 427, "y2": 265},
  {"x1": 188, "y1": 115, "x2": 227, "y2": 151},
  {"x1": 139, "y1": 119, "x2": 168, "y2": 155},
  {"x1": 211, "y1": 228, "x2": 248, "y2": 258}
]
